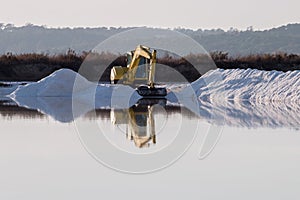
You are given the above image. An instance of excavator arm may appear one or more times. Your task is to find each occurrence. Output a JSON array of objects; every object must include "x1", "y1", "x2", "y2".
[
  {"x1": 125, "y1": 45, "x2": 156, "y2": 88},
  {"x1": 110, "y1": 45, "x2": 166, "y2": 97}
]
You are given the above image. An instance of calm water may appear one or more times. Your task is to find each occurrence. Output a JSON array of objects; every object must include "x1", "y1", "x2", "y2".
[{"x1": 0, "y1": 97, "x2": 299, "y2": 199}]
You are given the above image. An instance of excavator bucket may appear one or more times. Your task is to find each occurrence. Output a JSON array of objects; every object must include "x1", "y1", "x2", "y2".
[{"x1": 136, "y1": 85, "x2": 167, "y2": 97}]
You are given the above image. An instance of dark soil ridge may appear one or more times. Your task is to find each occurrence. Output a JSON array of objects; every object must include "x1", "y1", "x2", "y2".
[{"x1": 0, "y1": 52, "x2": 299, "y2": 82}]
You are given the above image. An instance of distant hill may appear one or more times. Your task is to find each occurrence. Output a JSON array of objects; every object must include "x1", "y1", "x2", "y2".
[{"x1": 0, "y1": 23, "x2": 299, "y2": 56}]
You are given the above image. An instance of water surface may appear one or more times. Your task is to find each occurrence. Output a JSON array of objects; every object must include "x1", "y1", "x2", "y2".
[{"x1": 0, "y1": 97, "x2": 299, "y2": 199}]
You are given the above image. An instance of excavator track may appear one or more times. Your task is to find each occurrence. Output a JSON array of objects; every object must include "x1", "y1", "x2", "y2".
[{"x1": 136, "y1": 85, "x2": 167, "y2": 98}]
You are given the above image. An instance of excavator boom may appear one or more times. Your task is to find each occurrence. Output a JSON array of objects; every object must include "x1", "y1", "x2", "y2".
[{"x1": 110, "y1": 45, "x2": 167, "y2": 97}]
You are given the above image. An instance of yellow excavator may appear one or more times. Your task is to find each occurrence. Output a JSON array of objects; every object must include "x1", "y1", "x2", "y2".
[
  {"x1": 111, "y1": 102, "x2": 157, "y2": 148},
  {"x1": 110, "y1": 45, "x2": 167, "y2": 97}
]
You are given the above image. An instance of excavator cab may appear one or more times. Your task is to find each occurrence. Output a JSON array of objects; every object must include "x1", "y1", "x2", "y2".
[{"x1": 110, "y1": 45, "x2": 167, "y2": 98}]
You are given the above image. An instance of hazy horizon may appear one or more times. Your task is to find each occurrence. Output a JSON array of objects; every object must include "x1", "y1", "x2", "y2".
[
  {"x1": 1, "y1": 22, "x2": 299, "y2": 31},
  {"x1": 1, "y1": 0, "x2": 299, "y2": 31}
]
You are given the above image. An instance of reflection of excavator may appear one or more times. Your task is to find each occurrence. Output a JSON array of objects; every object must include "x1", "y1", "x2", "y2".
[
  {"x1": 110, "y1": 45, "x2": 167, "y2": 97},
  {"x1": 111, "y1": 100, "x2": 165, "y2": 148}
]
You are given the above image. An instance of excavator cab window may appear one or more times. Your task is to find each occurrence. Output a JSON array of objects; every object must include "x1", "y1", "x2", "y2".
[
  {"x1": 133, "y1": 114, "x2": 148, "y2": 137},
  {"x1": 126, "y1": 53, "x2": 132, "y2": 66},
  {"x1": 134, "y1": 114, "x2": 147, "y2": 127},
  {"x1": 135, "y1": 57, "x2": 149, "y2": 79}
]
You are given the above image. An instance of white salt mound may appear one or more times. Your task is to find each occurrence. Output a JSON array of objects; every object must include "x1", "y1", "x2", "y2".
[
  {"x1": 9, "y1": 68, "x2": 300, "y2": 103},
  {"x1": 10, "y1": 69, "x2": 141, "y2": 122},
  {"x1": 10, "y1": 69, "x2": 94, "y2": 97},
  {"x1": 10, "y1": 68, "x2": 140, "y2": 100},
  {"x1": 188, "y1": 68, "x2": 300, "y2": 102}
]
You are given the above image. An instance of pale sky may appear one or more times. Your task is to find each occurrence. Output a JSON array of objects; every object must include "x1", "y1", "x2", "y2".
[{"x1": 1, "y1": 0, "x2": 299, "y2": 30}]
